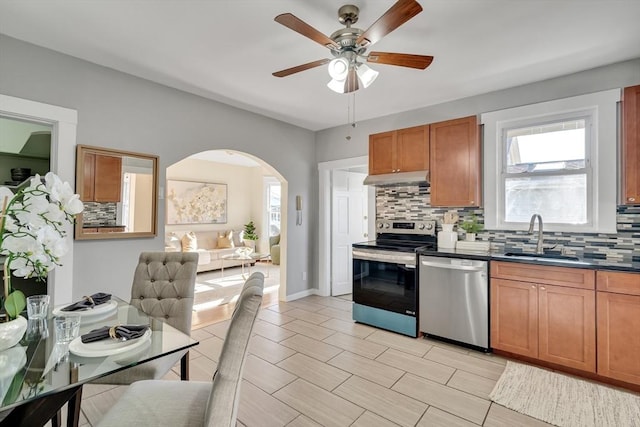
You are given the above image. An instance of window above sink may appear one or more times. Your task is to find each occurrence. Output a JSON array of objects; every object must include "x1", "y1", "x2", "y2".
[{"x1": 482, "y1": 89, "x2": 619, "y2": 234}]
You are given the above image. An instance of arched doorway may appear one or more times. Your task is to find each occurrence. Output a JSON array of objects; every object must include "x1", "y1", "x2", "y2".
[{"x1": 165, "y1": 149, "x2": 287, "y2": 320}]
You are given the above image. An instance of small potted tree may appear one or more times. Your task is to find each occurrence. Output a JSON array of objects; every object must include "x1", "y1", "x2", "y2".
[
  {"x1": 460, "y1": 214, "x2": 483, "y2": 241},
  {"x1": 243, "y1": 220, "x2": 258, "y2": 251}
]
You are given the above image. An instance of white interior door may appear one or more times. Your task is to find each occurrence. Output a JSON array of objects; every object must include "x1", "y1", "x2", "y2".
[{"x1": 331, "y1": 170, "x2": 367, "y2": 296}]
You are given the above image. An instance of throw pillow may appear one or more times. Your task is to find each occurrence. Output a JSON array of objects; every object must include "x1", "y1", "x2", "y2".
[
  {"x1": 217, "y1": 230, "x2": 234, "y2": 249},
  {"x1": 181, "y1": 232, "x2": 198, "y2": 252},
  {"x1": 231, "y1": 229, "x2": 244, "y2": 247}
]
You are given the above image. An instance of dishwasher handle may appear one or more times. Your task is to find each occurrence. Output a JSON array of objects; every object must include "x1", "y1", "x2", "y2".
[{"x1": 420, "y1": 260, "x2": 485, "y2": 272}]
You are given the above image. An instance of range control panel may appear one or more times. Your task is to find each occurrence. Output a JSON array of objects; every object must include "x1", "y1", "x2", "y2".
[{"x1": 376, "y1": 220, "x2": 436, "y2": 236}]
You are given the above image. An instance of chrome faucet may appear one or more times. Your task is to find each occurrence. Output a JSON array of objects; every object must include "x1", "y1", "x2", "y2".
[{"x1": 528, "y1": 214, "x2": 544, "y2": 254}]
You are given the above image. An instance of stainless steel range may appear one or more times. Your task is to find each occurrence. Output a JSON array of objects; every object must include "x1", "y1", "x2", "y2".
[{"x1": 352, "y1": 220, "x2": 436, "y2": 337}]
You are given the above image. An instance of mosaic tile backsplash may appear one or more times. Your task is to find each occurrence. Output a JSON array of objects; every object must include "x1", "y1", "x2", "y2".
[
  {"x1": 376, "y1": 185, "x2": 640, "y2": 262},
  {"x1": 82, "y1": 202, "x2": 118, "y2": 225}
]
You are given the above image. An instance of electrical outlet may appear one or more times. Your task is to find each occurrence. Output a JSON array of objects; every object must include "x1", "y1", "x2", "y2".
[{"x1": 302, "y1": 272, "x2": 307, "y2": 281}]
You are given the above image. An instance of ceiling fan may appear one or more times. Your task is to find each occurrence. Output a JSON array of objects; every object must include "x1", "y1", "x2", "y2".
[{"x1": 272, "y1": 0, "x2": 434, "y2": 94}]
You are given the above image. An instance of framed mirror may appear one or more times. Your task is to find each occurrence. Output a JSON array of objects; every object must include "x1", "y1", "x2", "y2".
[{"x1": 75, "y1": 144, "x2": 159, "y2": 240}]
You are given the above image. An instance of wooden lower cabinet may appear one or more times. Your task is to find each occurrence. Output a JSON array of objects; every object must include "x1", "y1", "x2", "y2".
[
  {"x1": 538, "y1": 284, "x2": 595, "y2": 372},
  {"x1": 596, "y1": 270, "x2": 640, "y2": 385},
  {"x1": 490, "y1": 262, "x2": 596, "y2": 373},
  {"x1": 490, "y1": 278, "x2": 538, "y2": 358}
]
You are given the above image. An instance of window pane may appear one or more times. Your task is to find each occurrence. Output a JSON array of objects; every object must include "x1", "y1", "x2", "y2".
[
  {"x1": 505, "y1": 174, "x2": 587, "y2": 224},
  {"x1": 268, "y1": 183, "x2": 281, "y2": 236},
  {"x1": 506, "y1": 119, "x2": 586, "y2": 173}
]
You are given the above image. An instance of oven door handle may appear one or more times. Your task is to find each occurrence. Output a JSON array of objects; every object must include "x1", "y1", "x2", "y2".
[
  {"x1": 353, "y1": 250, "x2": 415, "y2": 265},
  {"x1": 420, "y1": 260, "x2": 484, "y2": 272}
]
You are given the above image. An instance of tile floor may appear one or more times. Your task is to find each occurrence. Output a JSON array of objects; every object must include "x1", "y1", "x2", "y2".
[{"x1": 73, "y1": 287, "x2": 554, "y2": 427}]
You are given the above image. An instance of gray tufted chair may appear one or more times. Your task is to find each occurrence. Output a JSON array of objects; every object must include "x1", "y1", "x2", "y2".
[
  {"x1": 95, "y1": 251, "x2": 198, "y2": 384},
  {"x1": 97, "y1": 272, "x2": 264, "y2": 427}
]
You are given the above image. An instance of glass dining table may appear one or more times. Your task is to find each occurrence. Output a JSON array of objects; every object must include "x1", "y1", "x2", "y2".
[{"x1": 0, "y1": 296, "x2": 199, "y2": 427}]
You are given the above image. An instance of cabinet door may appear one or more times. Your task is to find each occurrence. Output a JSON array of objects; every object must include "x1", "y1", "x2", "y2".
[
  {"x1": 597, "y1": 291, "x2": 640, "y2": 385},
  {"x1": 396, "y1": 125, "x2": 429, "y2": 173},
  {"x1": 490, "y1": 278, "x2": 538, "y2": 357},
  {"x1": 622, "y1": 85, "x2": 640, "y2": 204},
  {"x1": 94, "y1": 154, "x2": 122, "y2": 202},
  {"x1": 430, "y1": 116, "x2": 481, "y2": 207},
  {"x1": 538, "y1": 284, "x2": 596, "y2": 372},
  {"x1": 369, "y1": 131, "x2": 396, "y2": 175},
  {"x1": 81, "y1": 152, "x2": 96, "y2": 201}
]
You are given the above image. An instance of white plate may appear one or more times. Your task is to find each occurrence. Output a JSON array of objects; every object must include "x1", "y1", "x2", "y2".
[
  {"x1": 69, "y1": 328, "x2": 152, "y2": 358},
  {"x1": 52, "y1": 300, "x2": 118, "y2": 318}
]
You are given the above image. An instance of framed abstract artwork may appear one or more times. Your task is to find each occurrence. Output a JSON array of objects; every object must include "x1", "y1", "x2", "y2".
[{"x1": 166, "y1": 179, "x2": 227, "y2": 224}]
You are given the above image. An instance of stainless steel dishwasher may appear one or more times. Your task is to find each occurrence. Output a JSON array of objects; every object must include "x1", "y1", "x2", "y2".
[{"x1": 418, "y1": 255, "x2": 489, "y2": 351}]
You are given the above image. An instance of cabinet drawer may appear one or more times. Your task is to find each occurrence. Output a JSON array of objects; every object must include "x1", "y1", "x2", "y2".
[
  {"x1": 596, "y1": 270, "x2": 640, "y2": 295},
  {"x1": 491, "y1": 261, "x2": 595, "y2": 290}
]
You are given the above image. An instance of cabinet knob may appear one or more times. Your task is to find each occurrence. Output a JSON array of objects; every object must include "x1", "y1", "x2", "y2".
[
  {"x1": 540, "y1": 286, "x2": 546, "y2": 291},
  {"x1": 531, "y1": 285, "x2": 536, "y2": 289},
  {"x1": 629, "y1": 197, "x2": 636, "y2": 202}
]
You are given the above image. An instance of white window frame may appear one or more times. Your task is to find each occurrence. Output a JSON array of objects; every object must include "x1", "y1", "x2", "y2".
[
  {"x1": 263, "y1": 176, "x2": 281, "y2": 237},
  {"x1": 500, "y1": 111, "x2": 594, "y2": 229},
  {"x1": 482, "y1": 89, "x2": 620, "y2": 234}
]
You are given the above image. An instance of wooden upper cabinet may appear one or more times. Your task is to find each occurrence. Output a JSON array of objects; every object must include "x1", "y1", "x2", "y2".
[
  {"x1": 81, "y1": 151, "x2": 96, "y2": 202},
  {"x1": 396, "y1": 126, "x2": 429, "y2": 173},
  {"x1": 94, "y1": 154, "x2": 122, "y2": 202},
  {"x1": 369, "y1": 125, "x2": 428, "y2": 175},
  {"x1": 81, "y1": 152, "x2": 122, "y2": 202},
  {"x1": 622, "y1": 85, "x2": 640, "y2": 204},
  {"x1": 369, "y1": 131, "x2": 396, "y2": 175},
  {"x1": 430, "y1": 116, "x2": 481, "y2": 207}
]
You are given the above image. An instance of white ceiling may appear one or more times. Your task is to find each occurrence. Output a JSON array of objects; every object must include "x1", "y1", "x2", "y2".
[{"x1": 1, "y1": 1, "x2": 639, "y2": 131}]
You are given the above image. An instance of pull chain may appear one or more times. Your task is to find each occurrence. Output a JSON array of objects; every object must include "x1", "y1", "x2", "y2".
[{"x1": 346, "y1": 92, "x2": 357, "y2": 141}]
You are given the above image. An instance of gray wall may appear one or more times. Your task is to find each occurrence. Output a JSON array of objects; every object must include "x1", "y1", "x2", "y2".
[
  {"x1": 315, "y1": 58, "x2": 640, "y2": 162},
  {"x1": 0, "y1": 35, "x2": 316, "y2": 300}
]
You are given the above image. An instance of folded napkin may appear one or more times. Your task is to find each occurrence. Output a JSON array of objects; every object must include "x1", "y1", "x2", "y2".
[
  {"x1": 61, "y1": 292, "x2": 112, "y2": 311},
  {"x1": 81, "y1": 325, "x2": 150, "y2": 344}
]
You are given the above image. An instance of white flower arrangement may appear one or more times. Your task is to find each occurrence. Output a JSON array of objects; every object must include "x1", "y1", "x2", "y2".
[{"x1": 0, "y1": 172, "x2": 83, "y2": 320}]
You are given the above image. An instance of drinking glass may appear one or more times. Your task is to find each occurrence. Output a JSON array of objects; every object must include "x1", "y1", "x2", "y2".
[
  {"x1": 26, "y1": 295, "x2": 50, "y2": 319},
  {"x1": 26, "y1": 317, "x2": 49, "y2": 341},
  {"x1": 54, "y1": 314, "x2": 81, "y2": 349}
]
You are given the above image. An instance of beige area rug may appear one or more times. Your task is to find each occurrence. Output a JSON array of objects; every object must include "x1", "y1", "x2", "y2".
[{"x1": 489, "y1": 361, "x2": 640, "y2": 427}]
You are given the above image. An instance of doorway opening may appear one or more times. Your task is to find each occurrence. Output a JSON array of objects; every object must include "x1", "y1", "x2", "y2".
[
  {"x1": 165, "y1": 149, "x2": 287, "y2": 327},
  {"x1": 318, "y1": 156, "x2": 374, "y2": 297}
]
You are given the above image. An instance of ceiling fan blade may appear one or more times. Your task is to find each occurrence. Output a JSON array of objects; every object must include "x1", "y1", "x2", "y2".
[
  {"x1": 367, "y1": 52, "x2": 434, "y2": 69},
  {"x1": 275, "y1": 13, "x2": 340, "y2": 49},
  {"x1": 273, "y1": 59, "x2": 331, "y2": 78},
  {"x1": 356, "y1": 0, "x2": 423, "y2": 47}
]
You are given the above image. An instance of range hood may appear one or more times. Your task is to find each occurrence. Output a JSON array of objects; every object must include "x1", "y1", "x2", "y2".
[{"x1": 363, "y1": 170, "x2": 430, "y2": 186}]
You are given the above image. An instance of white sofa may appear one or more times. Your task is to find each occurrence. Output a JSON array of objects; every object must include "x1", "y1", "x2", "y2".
[{"x1": 165, "y1": 229, "x2": 254, "y2": 273}]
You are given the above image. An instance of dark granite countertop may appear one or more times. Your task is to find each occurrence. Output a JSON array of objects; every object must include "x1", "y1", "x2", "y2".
[{"x1": 416, "y1": 247, "x2": 640, "y2": 273}]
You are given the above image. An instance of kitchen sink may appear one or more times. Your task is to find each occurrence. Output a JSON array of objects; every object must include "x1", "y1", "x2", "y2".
[{"x1": 503, "y1": 252, "x2": 580, "y2": 261}]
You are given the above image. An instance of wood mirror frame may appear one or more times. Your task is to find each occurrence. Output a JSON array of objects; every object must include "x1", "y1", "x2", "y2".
[{"x1": 75, "y1": 145, "x2": 159, "y2": 240}]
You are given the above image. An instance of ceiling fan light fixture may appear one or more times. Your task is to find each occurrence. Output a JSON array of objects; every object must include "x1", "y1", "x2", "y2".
[
  {"x1": 328, "y1": 57, "x2": 350, "y2": 81},
  {"x1": 356, "y1": 63, "x2": 379, "y2": 88},
  {"x1": 327, "y1": 78, "x2": 346, "y2": 93}
]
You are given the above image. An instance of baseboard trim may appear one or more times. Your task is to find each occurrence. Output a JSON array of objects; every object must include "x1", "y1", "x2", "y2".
[{"x1": 285, "y1": 288, "x2": 318, "y2": 302}]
